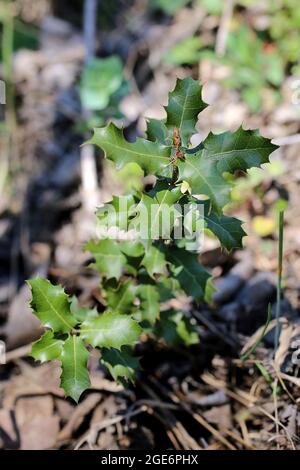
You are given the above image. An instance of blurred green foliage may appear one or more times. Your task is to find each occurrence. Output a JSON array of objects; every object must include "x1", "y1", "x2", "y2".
[
  {"x1": 79, "y1": 55, "x2": 129, "y2": 129},
  {"x1": 150, "y1": 0, "x2": 191, "y2": 15},
  {"x1": 269, "y1": 0, "x2": 300, "y2": 65},
  {"x1": 80, "y1": 56, "x2": 126, "y2": 111},
  {"x1": 159, "y1": 0, "x2": 300, "y2": 112}
]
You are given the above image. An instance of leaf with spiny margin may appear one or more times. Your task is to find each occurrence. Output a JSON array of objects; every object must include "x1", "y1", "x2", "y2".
[
  {"x1": 187, "y1": 198, "x2": 246, "y2": 250},
  {"x1": 88, "y1": 122, "x2": 172, "y2": 177},
  {"x1": 85, "y1": 239, "x2": 127, "y2": 281},
  {"x1": 155, "y1": 310, "x2": 199, "y2": 346},
  {"x1": 165, "y1": 77, "x2": 207, "y2": 146},
  {"x1": 141, "y1": 245, "x2": 166, "y2": 278},
  {"x1": 96, "y1": 194, "x2": 137, "y2": 232},
  {"x1": 27, "y1": 278, "x2": 77, "y2": 333},
  {"x1": 157, "y1": 276, "x2": 181, "y2": 302},
  {"x1": 106, "y1": 281, "x2": 136, "y2": 314},
  {"x1": 70, "y1": 296, "x2": 98, "y2": 322},
  {"x1": 119, "y1": 240, "x2": 145, "y2": 258},
  {"x1": 60, "y1": 336, "x2": 91, "y2": 402},
  {"x1": 202, "y1": 127, "x2": 278, "y2": 174},
  {"x1": 205, "y1": 210, "x2": 246, "y2": 250},
  {"x1": 178, "y1": 127, "x2": 277, "y2": 212},
  {"x1": 80, "y1": 311, "x2": 142, "y2": 350},
  {"x1": 132, "y1": 183, "x2": 183, "y2": 240},
  {"x1": 146, "y1": 118, "x2": 170, "y2": 144},
  {"x1": 31, "y1": 331, "x2": 64, "y2": 363},
  {"x1": 165, "y1": 247, "x2": 210, "y2": 302},
  {"x1": 101, "y1": 347, "x2": 140, "y2": 384},
  {"x1": 178, "y1": 152, "x2": 231, "y2": 212},
  {"x1": 136, "y1": 284, "x2": 160, "y2": 324}
]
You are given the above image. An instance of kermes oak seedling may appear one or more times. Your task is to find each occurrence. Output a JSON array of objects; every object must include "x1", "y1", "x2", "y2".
[{"x1": 28, "y1": 77, "x2": 278, "y2": 401}]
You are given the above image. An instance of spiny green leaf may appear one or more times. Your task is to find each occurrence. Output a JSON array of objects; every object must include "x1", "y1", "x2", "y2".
[
  {"x1": 136, "y1": 284, "x2": 160, "y2": 324},
  {"x1": 202, "y1": 127, "x2": 278, "y2": 174},
  {"x1": 106, "y1": 281, "x2": 136, "y2": 314},
  {"x1": 119, "y1": 240, "x2": 145, "y2": 258},
  {"x1": 178, "y1": 128, "x2": 277, "y2": 212},
  {"x1": 101, "y1": 347, "x2": 140, "y2": 383},
  {"x1": 27, "y1": 278, "x2": 77, "y2": 333},
  {"x1": 31, "y1": 331, "x2": 64, "y2": 363},
  {"x1": 178, "y1": 153, "x2": 230, "y2": 212},
  {"x1": 165, "y1": 77, "x2": 207, "y2": 146},
  {"x1": 133, "y1": 184, "x2": 183, "y2": 239},
  {"x1": 141, "y1": 245, "x2": 166, "y2": 278},
  {"x1": 96, "y1": 194, "x2": 137, "y2": 232},
  {"x1": 146, "y1": 118, "x2": 170, "y2": 144},
  {"x1": 70, "y1": 297, "x2": 98, "y2": 322},
  {"x1": 187, "y1": 199, "x2": 246, "y2": 250},
  {"x1": 80, "y1": 311, "x2": 142, "y2": 350},
  {"x1": 60, "y1": 336, "x2": 91, "y2": 402},
  {"x1": 165, "y1": 247, "x2": 210, "y2": 302},
  {"x1": 88, "y1": 122, "x2": 172, "y2": 177},
  {"x1": 205, "y1": 210, "x2": 246, "y2": 250},
  {"x1": 85, "y1": 239, "x2": 127, "y2": 281},
  {"x1": 156, "y1": 310, "x2": 199, "y2": 346}
]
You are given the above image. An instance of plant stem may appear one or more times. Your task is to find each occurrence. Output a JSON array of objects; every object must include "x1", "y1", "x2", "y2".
[{"x1": 274, "y1": 210, "x2": 284, "y2": 353}]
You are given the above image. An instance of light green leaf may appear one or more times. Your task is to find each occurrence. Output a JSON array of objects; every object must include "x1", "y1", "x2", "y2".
[
  {"x1": 85, "y1": 239, "x2": 127, "y2": 281},
  {"x1": 106, "y1": 281, "x2": 136, "y2": 314},
  {"x1": 133, "y1": 183, "x2": 182, "y2": 239},
  {"x1": 31, "y1": 331, "x2": 64, "y2": 363},
  {"x1": 163, "y1": 37, "x2": 203, "y2": 66},
  {"x1": 119, "y1": 240, "x2": 145, "y2": 258},
  {"x1": 70, "y1": 297, "x2": 98, "y2": 322},
  {"x1": 88, "y1": 122, "x2": 172, "y2": 177},
  {"x1": 165, "y1": 247, "x2": 210, "y2": 302},
  {"x1": 27, "y1": 278, "x2": 77, "y2": 333},
  {"x1": 80, "y1": 311, "x2": 142, "y2": 350},
  {"x1": 60, "y1": 336, "x2": 91, "y2": 402},
  {"x1": 165, "y1": 77, "x2": 207, "y2": 146},
  {"x1": 136, "y1": 284, "x2": 160, "y2": 324},
  {"x1": 80, "y1": 56, "x2": 123, "y2": 111},
  {"x1": 101, "y1": 347, "x2": 140, "y2": 383},
  {"x1": 96, "y1": 194, "x2": 137, "y2": 232},
  {"x1": 151, "y1": 0, "x2": 190, "y2": 15},
  {"x1": 141, "y1": 245, "x2": 166, "y2": 278}
]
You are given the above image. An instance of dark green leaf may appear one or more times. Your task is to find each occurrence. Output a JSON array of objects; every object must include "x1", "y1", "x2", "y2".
[
  {"x1": 88, "y1": 122, "x2": 171, "y2": 177},
  {"x1": 146, "y1": 118, "x2": 170, "y2": 144},
  {"x1": 60, "y1": 336, "x2": 91, "y2": 402},
  {"x1": 165, "y1": 247, "x2": 210, "y2": 302},
  {"x1": 101, "y1": 347, "x2": 140, "y2": 383},
  {"x1": 202, "y1": 127, "x2": 278, "y2": 174},
  {"x1": 27, "y1": 278, "x2": 77, "y2": 333},
  {"x1": 165, "y1": 77, "x2": 207, "y2": 145},
  {"x1": 106, "y1": 281, "x2": 136, "y2": 314},
  {"x1": 156, "y1": 310, "x2": 199, "y2": 346}
]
